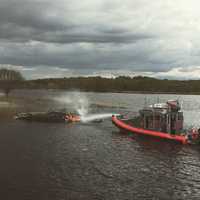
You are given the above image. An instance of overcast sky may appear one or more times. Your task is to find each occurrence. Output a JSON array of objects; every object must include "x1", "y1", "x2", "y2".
[{"x1": 0, "y1": 0, "x2": 200, "y2": 79}]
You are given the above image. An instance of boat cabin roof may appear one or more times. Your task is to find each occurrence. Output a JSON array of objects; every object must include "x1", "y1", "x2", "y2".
[{"x1": 140, "y1": 100, "x2": 181, "y2": 116}]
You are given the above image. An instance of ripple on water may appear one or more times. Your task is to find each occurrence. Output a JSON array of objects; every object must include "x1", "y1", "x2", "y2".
[{"x1": 1, "y1": 92, "x2": 200, "y2": 199}]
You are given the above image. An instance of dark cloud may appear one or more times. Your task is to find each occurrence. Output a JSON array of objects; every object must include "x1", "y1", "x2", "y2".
[
  {"x1": 0, "y1": 0, "x2": 199, "y2": 79},
  {"x1": 0, "y1": 0, "x2": 66, "y2": 30},
  {"x1": 0, "y1": 0, "x2": 152, "y2": 44},
  {"x1": 0, "y1": 0, "x2": 70, "y2": 43},
  {"x1": 0, "y1": 41, "x2": 178, "y2": 74}
]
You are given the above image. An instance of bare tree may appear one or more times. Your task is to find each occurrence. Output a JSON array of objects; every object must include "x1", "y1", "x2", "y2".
[{"x1": 0, "y1": 68, "x2": 24, "y2": 97}]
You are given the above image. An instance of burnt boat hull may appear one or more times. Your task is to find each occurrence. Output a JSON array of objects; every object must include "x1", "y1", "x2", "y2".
[
  {"x1": 112, "y1": 115, "x2": 188, "y2": 144},
  {"x1": 15, "y1": 112, "x2": 67, "y2": 123}
]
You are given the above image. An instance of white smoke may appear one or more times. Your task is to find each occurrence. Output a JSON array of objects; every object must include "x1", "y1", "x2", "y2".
[
  {"x1": 54, "y1": 92, "x2": 90, "y2": 116},
  {"x1": 54, "y1": 91, "x2": 120, "y2": 122}
]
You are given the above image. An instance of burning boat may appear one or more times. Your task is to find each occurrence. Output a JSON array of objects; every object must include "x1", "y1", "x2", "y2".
[
  {"x1": 14, "y1": 111, "x2": 80, "y2": 123},
  {"x1": 112, "y1": 100, "x2": 200, "y2": 144},
  {"x1": 14, "y1": 112, "x2": 104, "y2": 123}
]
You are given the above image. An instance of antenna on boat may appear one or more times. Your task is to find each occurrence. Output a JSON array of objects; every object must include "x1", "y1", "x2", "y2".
[
  {"x1": 177, "y1": 97, "x2": 183, "y2": 109},
  {"x1": 144, "y1": 97, "x2": 147, "y2": 108},
  {"x1": 180, "y1": 100, "x2": 183, "y2": 109}
]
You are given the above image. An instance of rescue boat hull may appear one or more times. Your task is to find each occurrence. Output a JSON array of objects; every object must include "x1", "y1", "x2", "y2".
[{"x1": 112, "y1": 115, "x2": 188, "y2": 144}]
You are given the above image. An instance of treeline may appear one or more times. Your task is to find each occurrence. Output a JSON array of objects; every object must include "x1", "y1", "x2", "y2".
[{"x1": 18, "y1": 76, "x2": 200, "y2": 94}]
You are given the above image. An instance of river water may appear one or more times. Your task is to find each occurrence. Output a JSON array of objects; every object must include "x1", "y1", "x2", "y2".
[{"x1": 1, "y1": 90, "x2": 200, "y2": 200}]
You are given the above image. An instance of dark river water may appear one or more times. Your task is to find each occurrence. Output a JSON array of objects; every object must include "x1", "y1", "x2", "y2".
[{"x1": 1, "y1": 90, "x2": 200, "y2": 200}]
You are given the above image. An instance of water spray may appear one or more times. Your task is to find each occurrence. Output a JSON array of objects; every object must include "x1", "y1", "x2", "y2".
[
  {"x1": 80, "y1": 113, "x2": 120, "y2": 123},
  {"x1": 54, "y1": 91, "x2": 120, "y2": 123}
]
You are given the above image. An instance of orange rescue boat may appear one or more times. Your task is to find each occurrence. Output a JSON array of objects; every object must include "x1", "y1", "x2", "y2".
[{"x1": 112, "y1": 100, "x2": 200, "y2": 144}]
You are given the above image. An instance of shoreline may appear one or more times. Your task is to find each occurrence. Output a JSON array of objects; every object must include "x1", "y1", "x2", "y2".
[{"x1": 2, "y1": 88, "x2": 200, "y2": 96}]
